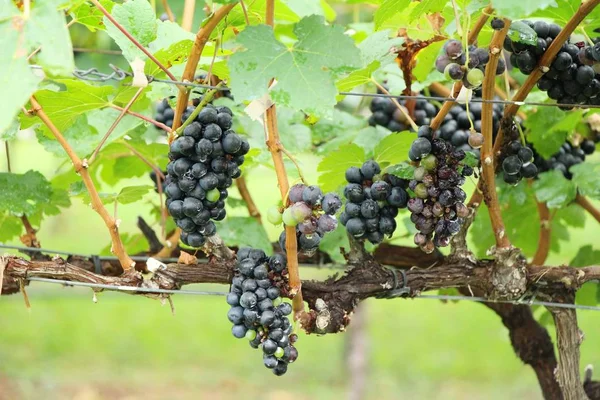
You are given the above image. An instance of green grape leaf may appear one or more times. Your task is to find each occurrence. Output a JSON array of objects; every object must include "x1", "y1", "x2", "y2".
[
  {"x1": 374, "y1": 0, "x2": 411, "y2": 29},
  {"x1": 469, "y1": 181, "x2": 540, "y2": 258},
  {"x1": 82, "y1": 185, "x2": 153, "y2": 205},
  {"x1": 285, "y1": 0, "x2": 333, "y2": 19},
  {"x1": 336, "y1": 30, "x2": 404, "y2": 93},
  {"x1": 26, "y1": 0, "x2": 75, "y2": 75},
  {"x1": 507, "y1": 21, "x2": 537, "y2": 45},
  {"x1": 317, "y1": 143, "x2": 365, "y2": 193},
  {"x1": 374, "y1": 131, "x2": 416, "y2": 165},
  {"x1": 0, "y1": 214, "x2": 22, "y2": 242},
  {"x1": 0, "y1": 21, "x2": 41, "y2": 134},
  {"x1": 70, "y1": 0, "x2": 115, "y2": 31},
  {"x1": 526, "y1": 107, "x2": 582, "y2": 158},
  {"x1": 533, "y1": 170, "x2": 577, "y2": 209},
  {"x1": 229, "y1": 15, "x2": 361, "y2": 116},
  {"x1": 409, "y1": 0, "x2": 447, "y2": 19},
  {"x1": 104, "y1": 0, "x2": 157, "y2": 63},
  {"x1": 355, "y1": 126, "x2": 391, "y2": 157},
  {"x1": 1, "y1": 120, "x2": 21, "y2": 141},
  {"x1": 462, "y1": 151, "x2": 480, "y2": 168},
  {"x1": 319, "y1": 223, "x2": 349, "y2": 264},
  {"x1": 336, "y1": 61, "x2": 381, "y2": 93},
  {"x1": 571, "y1": 162, "x2": 600, "y2": 200},
  {"x1": 0, "y1": 171, "x2": 53, "y2": 216},
  {"x1": 21, "y1": 79, "x2": 113, "y2": 135},
  {"x1": 570, "y1": 245, "x2": 600, "y2": 267},
  {"x1": 216, "y1": 217, "x2": 272, "y2": 254},
  {"x1": 37, "y1": 108, "x2": 142, "y2": 158},
  {"x1": 413, "y1": 41, "x2": 444, "y2": 82},
  {"x1": 491, "y1": 0, "x2": 557, "y2": 20},
  {"x1": 149, "y1": 20, "x2": 195, "y2": 52},
  {"x1": 385, "y1": 162, "x2": 415, "y2": 179},
  {"x1": 277, "y1": 108, "x2": 312, "y2": 152}
]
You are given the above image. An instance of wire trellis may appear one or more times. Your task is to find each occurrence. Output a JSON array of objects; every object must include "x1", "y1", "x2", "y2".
[
  {"x1": 3, "y1": 243, "x2": 599, "y2": 312},
  {"x1": 28, "y1": 63, "x2": 600, "y2": 110}
]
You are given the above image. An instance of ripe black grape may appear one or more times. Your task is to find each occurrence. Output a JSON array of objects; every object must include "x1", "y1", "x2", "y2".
[
  {"x1": 227, "y1": 249, "x2": 297, "y2": 376},
  {"x1": 164, "y1": 103, "x2": 249, "y2": 248},
  {"x1": 341, "y1": 160, "x2": 408, "y2": 244}
]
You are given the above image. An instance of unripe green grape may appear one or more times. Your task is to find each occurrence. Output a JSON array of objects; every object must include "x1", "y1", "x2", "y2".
[
  {"x1": 245, "y1": 329, "x2": 257, "y2": 340},
  {"x1": 414, "y1": 183, "x2": 428, "y2": 199},
  {"x1": 275, "y1": 347, "x2": 285, "y2": 358},
  {"x1": 466, "y1": 68, "x2": 484, "y2": 87},
  {"x1": 421, "y1": 154, "x2": 438, "y2": 171},
  {"x1": 206, "y1": 188, "x2": 220, "y2": 202},
  {"x1": 282, "y1": 207, "x2": 298, "y2": 226},
  {"x1": 267, "y1": 206, "x2": 283, "y2": 225},
  {"x1": 413, "y1": 166, "x2": 426, "y2": 181}
]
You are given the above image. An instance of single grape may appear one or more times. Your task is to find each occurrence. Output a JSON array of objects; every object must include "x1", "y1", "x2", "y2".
[
  {"x1": 282, "y1": 207, "x2": 299, "y2": 226},
  {"x1": 288, "y1": 184, "x2": 306, "y2": 203},
  {"x1": 502, "y1": 155, "x2": 523, "y2": 175},
  {"x1": 466, "y1": 68, "x2": 484, "y2": 87},
  {"x1": 444, "y1": 63, "x2": 464, "y2": 81},
  {"x1": 267, "y1": 206, "x2": 283, "y2": 225},
  {"x1": 444, "y1": 39, "x2": 464, "y2": 59}
]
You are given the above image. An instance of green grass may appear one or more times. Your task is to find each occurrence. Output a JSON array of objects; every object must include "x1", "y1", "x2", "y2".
[{"x1": 2, "y1": 138, "x2": 600, "y2": 399}]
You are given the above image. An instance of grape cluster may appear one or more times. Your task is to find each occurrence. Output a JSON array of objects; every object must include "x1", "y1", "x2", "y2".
[
  {"x1": 532, "y1": 139, "x2": 597, "y2": 179},
  {"x1": 273, "y1": 184, "x2": 342, "y2": 254},
  {"x1": 368, "y1": 93, "x2": 438, "y2": 132},
  {"x1": 227, "y1": 248, "x2": 298, "y2": 376},
  {"x1": 164, "y1": 103, "x2": 249, "y2": 247},
  {"x1": 339, "y1": 160, "x2": 409, "y2": 244},
  {"x1": 435, "y1": 100, "x2": 503, "y2": 158},
  {"x1": 501, "y1": 141, "x2": 538, "y2": 184},
  {"x1": 504, "y1": 20, "x2": 600, "y2": 109},
  {"x1": 408, "y1": 127, "x2": 473, "y2": 252},
  {"x1": 436, "y1": 40, "x2": 506, "y2": 89}
]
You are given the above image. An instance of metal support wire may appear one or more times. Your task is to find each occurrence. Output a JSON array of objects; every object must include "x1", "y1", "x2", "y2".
[
  {"x1": 28, "y1": 63, "x2": 600, "y2": 110},
  {"x1": 17, "y1": 277, "x2": 600, "y2": 312}
]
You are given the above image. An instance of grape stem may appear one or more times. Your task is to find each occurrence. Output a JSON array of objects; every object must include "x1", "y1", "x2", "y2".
[
  {"x1": 89, "y1": 0, "x2": 177, "y2": 82},
  {"x1": 265, "y1": 0, "x2": 305, "y2": 321},
  {"x1": 371, "y1": 80, "x2": 418, "y2": 131},
  {"x1": 575, "y1": 193, "x2": 600, "y2": 224},
  {"x1": 161, "y1": 0, "x2": 176, "y2": 23},
  {"x1": 532, "y1": 200, "x2": 552, "y2": 266},
  {"x1": 181, "y1": 0, "x2": 195, "y2": 31},
  {"x1": 154, "y1": 229, "x2": 182, "y2": 258},
  {"x1": 171, "y1": 3, "x2": 238, "y2": 132},
  {"x1": 29, "y1": 96, "x2": 135, "y2": 271},
  {"x1": 108, "y1": 104, "x2": 173, "y2": 132},
  {"x1": 89, "y1": 86, "x2": 145, "y2": 165},
  {"x1": 239, "y1": 0, "x2": 250, "y2": 26},
  {"x1": 480, "y1": 18, "x2": 511, "y2": 249},
  {"x1": 170, "y1": 83, "x2": 224, "y2": 143},
  {"x1": 235, "y1": 176, "x2": 262, "y2": 223},
  {"x1": 20, "y1": 215, "x2": 40, "y2": 249},
  {"x1": 4, "y1": 141, "x2": 11, "y2": 173}
]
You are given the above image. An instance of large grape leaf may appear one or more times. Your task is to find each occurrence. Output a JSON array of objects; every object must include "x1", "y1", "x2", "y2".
[
  {"x1": 285, "y1": 0, "x2": 336, "y2": 20},
  {"x1": 0, "y1": 171, "x2": 53, "y2": 216},
  {"x1": 374, "y1": 131, "x2": 416, "y2": 166},
  {"x1": 337, "y1": 30, "x2": 403, "y2": 93},
  {"x1": 533, "y1": 170, "x2": 577, "y2": 209},
  {"x1": 104, "y1": 0, "x2": 157, "y2": 63},
  {"x1": 216, "y1": 217, "x2": 272, "y2": 254},
  {"x1": 410, "y1": 0, "x2": 447, "y2": 19},
  {"x1": 21, "y1": 79, "x2": 114, "y2": 135},
  {"x1": 37, "y1": 108, "x2": 142, "y2": 158},
  {"x1": 229, "y1": 15, "x2": 361, "y2": 116},
  {"x1": 374, "y1": 0, "x2": 411, "y2": 29},
  {"x1": 526, "y1": 107, "x2": 583, "y2": 158},
  {"x1": 317, "y1": 143, "x2": 366, "y2": 193},
  {"x1": 70, "y1": 0, "x2": 114, "y2": 32},
  {"x1": 492, "y1": 0, "x2": 557, "y2": 20},
  {"x1": 319, "y1": 223, "x2": 350, "y2": 264},
  {"x1": 26, "y1": 0, "x2": 75, "y2": 75},
  {"x1": 571, "y1": 162, "x2": 600, "y2": 200},
  {"x1": 571, "y1": 245, "x2": 600, "y2": 306},
  {"x1": 0, "y1": 19, "x2": 42, "y2": 135},
  {"x1": 0, "y1": 214, "x2": 22, "y2": 242}
]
